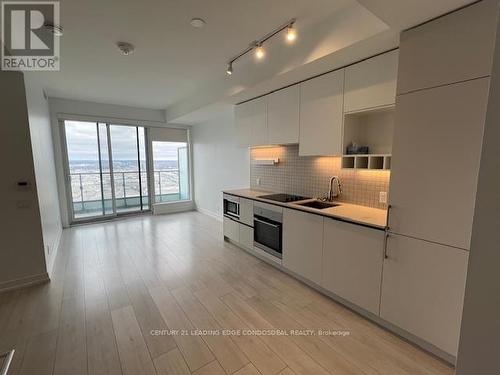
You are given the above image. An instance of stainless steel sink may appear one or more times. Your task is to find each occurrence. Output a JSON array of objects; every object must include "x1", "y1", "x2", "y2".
[{"x1": 297, "y1": 200, "x2": 340, "y2": 210}]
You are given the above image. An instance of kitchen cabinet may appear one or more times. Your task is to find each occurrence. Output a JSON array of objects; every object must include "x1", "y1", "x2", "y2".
[
  {"x1": 235, "y1": 96, "x2": 268, "y2": 147},
  {"x1": 397, "y1": 0, "x2": 496, "y2": 95},
  {"x1": 239, "y1": 224, "x2": 253, "y2": 250},
  {"x1": 380, "y1": 233, "x2": 469, "y2": 356},
  {"x1": 322, "y1": 219, "x2": 384, "y2": 315},
  {"x1": 267, "y1": 85, "x2": 300, "y2": 145},
  {"x1": 223, "y1": 217, "x2": 239, "y2": 243},
  {"x1": 239, "y1": 198, "x2": 254, "y2": 226},
  {"x1": 344, "y1": 50, "x2": 398, "y2": 113},
  {"x1": 283, "y1": 209, "x2": 323, "y2": 285},
  {"x1": 299, "y1": 69, "x2": 344, "y2": 156},
  {"x1": 389, "y1": 78, "x2": 489, "y2": 250}
]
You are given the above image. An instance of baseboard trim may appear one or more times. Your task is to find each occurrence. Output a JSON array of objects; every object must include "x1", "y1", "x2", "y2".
[
  {"x1": 196, "y1": 206, "x2": 222, "y2": 222},
  {"x1": 0, "y1": 272, "x2": 50, "y2": 294},
  {"x1": 47, "y1": 226, "x2": 63, "y2": 277}
]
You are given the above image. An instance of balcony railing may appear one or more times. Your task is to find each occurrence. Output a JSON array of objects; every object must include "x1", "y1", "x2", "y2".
[{"x1": 70, "y1": 170, "x2": 181, "y2": 217}]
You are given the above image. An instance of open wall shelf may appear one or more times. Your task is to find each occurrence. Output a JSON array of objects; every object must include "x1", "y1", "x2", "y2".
[{"x1": 342, "y1": 154, "x2": 392, "y2": 170}]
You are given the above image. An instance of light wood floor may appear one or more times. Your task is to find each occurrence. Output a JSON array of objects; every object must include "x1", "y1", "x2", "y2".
[{"x1": 0, "y1": 212, "x2": 454, "y2": 375}]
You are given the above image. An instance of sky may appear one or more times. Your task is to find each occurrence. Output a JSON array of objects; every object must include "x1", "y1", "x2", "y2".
[{"x1": 65, "y1": 121, "x2": 185, "y2": 161}]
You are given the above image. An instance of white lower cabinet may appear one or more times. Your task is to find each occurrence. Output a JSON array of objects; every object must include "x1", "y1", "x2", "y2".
[
  {"x1": 380, "y1": 233, "x2": 469, "y2": 356},
  {"x1": 223, "y1": 217, "x2": 239, "y2": 243},
  {"x1": 239, "y1": 198, "x2": 254, "y2": 226},
  {"x1": 283, "y1": 209, "x2": 323, "y2": 285},
  {"x1": 239, "y1": 224, "x2": 253, "y2": 250},
  {"x1": 322, "y1": 219, "x2": 384, "y2": 315}
]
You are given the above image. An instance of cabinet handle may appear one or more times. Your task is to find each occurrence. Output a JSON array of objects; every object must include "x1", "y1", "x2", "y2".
[
  {"x1": 383, "y1": 231, "x2": 390, "y2": 259},
  {"x1": 386, "y1": 204, "x2": 392, "y2": 231}
]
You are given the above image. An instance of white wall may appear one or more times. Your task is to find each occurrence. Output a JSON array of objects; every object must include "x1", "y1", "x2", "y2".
[
  {"x1": 48, "y1": 98, "x2": 191, "y2": 226},
  {"x1": 456, "y1": 5, "x2": 500, "y2": 373},
  {"x1": 24, "y1": 75, "x2": 63, "y2": 275},
  {"x1": 191, "y1": 109, "x2": 250, "y2": 219},
  {"x1": 0, "y1": 71, "x2": 48, "y2": 290}
]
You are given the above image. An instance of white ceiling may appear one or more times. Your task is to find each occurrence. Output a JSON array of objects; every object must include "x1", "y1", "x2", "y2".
[{"x1": 32, "y1": 0, "x2": 476, "y2": 121}]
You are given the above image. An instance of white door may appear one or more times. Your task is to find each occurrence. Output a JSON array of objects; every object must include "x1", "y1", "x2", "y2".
[
  {"x1": 397, "y1": 0, "x2": 496, "y2": 94},
  {"x1": 389, "y1": 78, "x2": 490, "y2": 250},
  {"x1": 268, "y1": 85, "x2": 299, "y2": 145},
  {"x1": 299, "y1": 69, "x2": 344, "y2": 156},
  {"x1": 283, "y1": 209, "x2": 323, "y2": 285},
  {"x1": 380, "y1": 233, "x2": 468, "y2": 356},
  {"x1": 235, "y1": 97, "x2": 268, "y2": 147},
  {"x1": 344, "y1": 50, "x2": 398, "y2": 113},
  {"x1": 322, "y1": 219, "x2": 384, "y2": 314}
]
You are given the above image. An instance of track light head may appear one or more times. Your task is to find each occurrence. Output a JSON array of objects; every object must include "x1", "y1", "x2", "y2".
[
  {"x1": 255, "y1": 44, "x2": 265, "y2": 60},
  {"x1": 286, "y1": 23, "x2": 297, "y2": 42},
  {"x1": 226, "y1": 62, "x2": 233, "y2": 75}
]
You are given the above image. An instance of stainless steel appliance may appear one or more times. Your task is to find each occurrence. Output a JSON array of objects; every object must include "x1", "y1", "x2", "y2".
[
  {"x1": 223, "y1": 195, "x2": 240, "y2": 219},
  {"x1": 258, "y1": 193, "x2": 310, "y2": 203},
  {"x1": 254, "y1": 205, "x2": 283, "y2": 259}
]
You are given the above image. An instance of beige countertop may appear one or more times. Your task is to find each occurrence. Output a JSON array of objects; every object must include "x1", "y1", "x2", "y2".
[{"x1": 224, "y1": 189, "x2": 388, "y2": 230}]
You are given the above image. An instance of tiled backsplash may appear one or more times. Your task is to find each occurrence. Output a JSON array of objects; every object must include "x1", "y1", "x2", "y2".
[{"x1": 250, "y1": 145, "x2": 390, "y2": 209}]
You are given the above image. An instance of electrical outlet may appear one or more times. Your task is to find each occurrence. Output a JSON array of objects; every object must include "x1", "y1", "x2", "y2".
[
  {"x1": 256, "y1": 178, "x2": 261, "y2": 186},
  {"x1": 379, "y1": 191, "x2": 388, "y2": 204}
]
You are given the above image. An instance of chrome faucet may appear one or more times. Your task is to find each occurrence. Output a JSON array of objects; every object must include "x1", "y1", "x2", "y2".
[{"x1": 328, "y1": 176, "x2": 342, "y2": 201}]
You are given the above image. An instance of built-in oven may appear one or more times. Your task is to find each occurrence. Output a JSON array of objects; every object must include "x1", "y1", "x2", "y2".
[
  {"x1": 254, "y1": 205, "x2": 283, "y2": 259},
  {"x1": 223, "y1": 195, "x2": 240, "y2": 220}
]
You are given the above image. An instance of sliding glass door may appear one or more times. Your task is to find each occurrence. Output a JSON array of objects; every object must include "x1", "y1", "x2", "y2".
[{"x1": 64, "y1": 120, "x2": 150, "y2": 222}]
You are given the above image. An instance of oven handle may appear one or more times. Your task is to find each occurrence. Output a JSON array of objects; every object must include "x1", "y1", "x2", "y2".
[{"x1": 254, "y1": 217, "x2": 280, "y2": 228}]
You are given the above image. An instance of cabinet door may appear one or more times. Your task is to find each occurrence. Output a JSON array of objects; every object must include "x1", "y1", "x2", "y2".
[
  {"x1": 380, "y1": 234, "x2": 468, "y2": 356},
  {"x1": 322, "y1": 219, "x2": 384, "y2": 315},
  {"x1": 283, "y1": 209, "x2": 323, "y2": 285},
  {"x1": 235, "y1": 97, "x2": 268, "y2": 147},
  {"x1": 239, "y1": 198, "x2": 254, "y2": 227},
  {"x1": 299, "y1": 69, "x2": 344, "y2": 156},
  {"x1": 397, "y1": 1, "x2": 496, "y2": 94},
  {"x1": 268, "y1": 85, "x2": 299, "y2": 145},
  {"x1": 223, "y1": 217, "x2": 239, "y2": 242},
  {"x1": 344, "y1": 50, "x2": 398, "y2": 113},
  {"x1": 389, "y1": 78, "x2": 489, "y2": 250},
  {"x1": 239, "y1": 224, "x2": 253, "y2": 250}
]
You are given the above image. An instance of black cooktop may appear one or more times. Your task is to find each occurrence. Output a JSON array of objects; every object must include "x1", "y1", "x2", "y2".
[{"x1": 258, "y1": 193, "x2": 310, "y2": 203}]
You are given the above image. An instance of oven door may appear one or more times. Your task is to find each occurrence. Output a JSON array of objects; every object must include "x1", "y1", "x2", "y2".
[
  {"x1": 254, "y1": 215, "x2": 282, "y2": 258},
  {"x1": 224, "y1": 199, "x2": 240, "y2": 219}
]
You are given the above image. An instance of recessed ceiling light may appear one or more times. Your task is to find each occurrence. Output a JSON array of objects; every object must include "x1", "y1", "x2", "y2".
[
  {"x1": 117, "y1": 42, "x2": 135, "y2": 56},
  {"x1": 190, "y1": 18, "x2": 206, "y2": 28}
]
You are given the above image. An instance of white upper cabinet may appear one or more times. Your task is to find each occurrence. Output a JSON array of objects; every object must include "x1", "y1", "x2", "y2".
[
  {"x1": 283, "y1": 209, "x2": 323, "y2": 285},
  {"x1": 267, "y1": 85, "x2": 300, "y2": 145},
  {"x1": 380, "y1": 233, "x2": 469, "y2": 356},
  {"x1": 389, "y1": 78, "x2": 490, "y2": 250},
  {"x1": 397, "y1": 0, "x2": 497, "y2": 95},
  {"x1": 344, "y1": 50, "x2": 399, "y2": 113},
  {"x1": 299, "y1": 69, "x2": 344, "y2": 156},
  {"x1": 235, "y1": 96, "x2": 268, "y2": 147},
  {"x1": 322, "y1": 219, "x2": 384, "y2": 315}
]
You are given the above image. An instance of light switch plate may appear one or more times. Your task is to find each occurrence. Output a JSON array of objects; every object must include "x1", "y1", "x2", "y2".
[
  {"x1": 256, "y1": 178, "x2": 261, "y2": 186},
  {"x1": 379, "y1": 191, "x2": 388, "y2": 204}
]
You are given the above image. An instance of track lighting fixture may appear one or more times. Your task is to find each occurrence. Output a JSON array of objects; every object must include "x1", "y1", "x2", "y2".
[{"x1": 225, "y1": 18, "x2": 297, "y2": 75}]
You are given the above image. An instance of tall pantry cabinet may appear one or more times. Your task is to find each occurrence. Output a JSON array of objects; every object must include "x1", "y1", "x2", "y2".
[{"x1": 381, "y1": 0, "x2": 498, "y2": 358}]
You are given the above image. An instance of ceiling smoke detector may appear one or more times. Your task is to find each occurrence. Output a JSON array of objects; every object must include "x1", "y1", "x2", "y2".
[
  {"x1": 190, "y1": 18, "x2": 206, "y2": 28},
  {"x1": 43, "y1": 22, "x2": 63, "y2": 36},
  {"x1": 117, "y1": 42, "x2": 135, "y2": 56}
]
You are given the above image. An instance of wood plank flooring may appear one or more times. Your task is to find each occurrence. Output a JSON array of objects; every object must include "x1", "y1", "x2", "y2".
[{"x1": 0, "y1": 211, "x2": 454, "y2": 375}]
